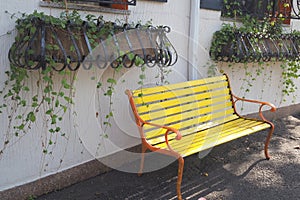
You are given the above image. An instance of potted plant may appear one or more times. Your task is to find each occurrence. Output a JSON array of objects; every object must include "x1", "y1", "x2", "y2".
[
  {"x1": 209, "y1": 15, "x2": 300, "y2": 63},
  {"x1": 0, "y1": 10, "x2": 178, "y2": 155},
  {"x1": 209, "y1": 15, "x2": 300, "y2": 100}
]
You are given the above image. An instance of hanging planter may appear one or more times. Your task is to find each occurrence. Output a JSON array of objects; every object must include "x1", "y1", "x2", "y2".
[
  {"x1": 210, "y1": 24, "x2": 300, "y2": 63},
  {"x1": 1, "y1": 10, "x2": 179, "y2": 151},
  {"x1": 209, "y1": 19, "x2": 300, "y2": 103},
  {"x1": 8, "y1": 11, "x2": 177, "y2": 71}
]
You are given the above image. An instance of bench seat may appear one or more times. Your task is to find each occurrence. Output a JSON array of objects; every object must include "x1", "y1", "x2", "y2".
[{"x1": 149, "y1": 115, "x2": 270, "y2": 157}]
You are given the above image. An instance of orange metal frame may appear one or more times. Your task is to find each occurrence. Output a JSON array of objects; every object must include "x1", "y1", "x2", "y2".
[
  {"x1": 225, "y1": 74, "x2": 276, "y2": 160},
  {"x1": 125, "y1": 74, "x2": 276, "y2": 200}
]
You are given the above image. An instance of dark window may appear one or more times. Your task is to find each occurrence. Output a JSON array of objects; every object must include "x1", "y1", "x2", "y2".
[
  {"x1": 221, "y1": 0, "x2": 291, "y2": 24},
  {"x1": 200, "y1": 1, "x2": 295, "y2": 25},
  {"x1": 200, "y1": 0, "x2": 223, "y2": 11},
  {"x1": 67, "y1": 0, "x2": 136, "y2": 5},
  {"x1": 221, "y1": 0, "x2": 270, "y2": 19},
  {"x1": 53, "y1": 0, "x2": 136, "y2": 10},
  {"x1": 144, "y1": 0, "x2": 167, "y2": 2}
]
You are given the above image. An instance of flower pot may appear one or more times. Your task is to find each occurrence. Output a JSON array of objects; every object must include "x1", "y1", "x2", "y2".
[{"x1": 9, "y1": 15, "x2": 177, "y2": 71}]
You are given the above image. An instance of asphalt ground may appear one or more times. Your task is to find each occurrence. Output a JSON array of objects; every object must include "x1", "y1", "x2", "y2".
[{"x1": 37, "y1": 115, "x2": 300, "y2": 200}]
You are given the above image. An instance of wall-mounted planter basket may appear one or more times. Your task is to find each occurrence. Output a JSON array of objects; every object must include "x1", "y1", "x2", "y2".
[
  {"x1": 8, "y1": 16, "x2": 177, "y2": 71},
  {"x1": 210, "y1": 31, "x2": 300, "y2": 63}
]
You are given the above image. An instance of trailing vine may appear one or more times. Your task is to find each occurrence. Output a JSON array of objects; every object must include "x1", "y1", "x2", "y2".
[
  {"x1": 210, "y1": 14, "x2": 300, "y2": 102},
  {"x1": 0, "y1": 10, "x2": 177, "y2": 158},
  {"x1": 0, "y1": 65, "x2": 76, "y2": 156}
]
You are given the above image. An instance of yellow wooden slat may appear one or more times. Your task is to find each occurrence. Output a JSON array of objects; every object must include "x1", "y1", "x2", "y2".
[
  {"x1": 146, "y1": 114, "x2": 241, "y2": 145},
  {"x1": 142, "y1": 101, "x2": 233, "y2": 125},
  {"x1": 136, "y1": 88, "x2": 231, "y2": 114},
  {"x1": 133, "y1": 84, "x2": 226, "y2": 103},
  {"x1": 175, "y1": 121, "x2": 267, "y2": 152},
  {"x1": 139, "y1": 95, "x2": 232, "y2": 120},
  {"x1": 132, "y1": 75, "x2": 228, "y2": 96},
  {"x1": 133, "y1": 81, "x2": 229, "y2": 104},
  {"x1": 144, "y1": 104, "x2": 234, "y2": 130},
  {"x1": 144, "y1": 108, "x2": 236, "y2": 138},
  {"x1": 152, "y1": 119, "x2": 270, "y2": 157},
  {"x1": 176, "y1": 123, "x2": 267, "y2": 157},
  {"x1": 177, "y1": 123, "x2": 270, "y2": 157},
  {"x1": 164, "y1": 119, "x2": 264, "y2": 150},
  {"x1": 148, "y1": 117, "x2": 255, "y2": 146}
]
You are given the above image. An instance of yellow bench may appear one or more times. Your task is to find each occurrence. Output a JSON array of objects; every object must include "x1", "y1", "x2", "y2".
[{"x1": 125, "y1": 74, "x2": 276, "y2": 200}]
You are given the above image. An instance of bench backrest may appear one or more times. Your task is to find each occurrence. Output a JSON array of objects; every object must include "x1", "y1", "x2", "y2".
[{"x1": 128, "y1": 74, "x2": 238, "y2": 140}]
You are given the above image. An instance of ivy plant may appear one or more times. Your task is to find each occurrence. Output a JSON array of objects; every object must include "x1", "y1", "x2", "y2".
[
  {"x1": 0, "y1": 10, "x2": 174, "y2": 157},
  {"x1": 209, "y1": 14, "x2": 300, "y2": 101}
]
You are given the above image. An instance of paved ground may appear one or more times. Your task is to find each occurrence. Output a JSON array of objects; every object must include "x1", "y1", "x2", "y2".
[{"x1": 37, "y1": 115, "x2": 300, "y2": 200}]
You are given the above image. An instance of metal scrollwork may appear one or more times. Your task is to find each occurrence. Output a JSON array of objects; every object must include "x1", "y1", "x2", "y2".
[
  {"x1": 211, "y1": 31, "x2": 300, "y2": 63},
  {"x1": 8, "y1": 17, "x2": 177, "y2": 71}
]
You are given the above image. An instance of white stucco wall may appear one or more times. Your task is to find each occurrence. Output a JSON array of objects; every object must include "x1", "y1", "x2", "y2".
[
  {"x1": 0, "y1": 0, "x2": 190, "y2": 191},
  {"x1": 198, "y1": 7, "x2": 300, "y2": 114},
  {"x1": 1, "y1": 0, "x2": 300, "y2": 193}
]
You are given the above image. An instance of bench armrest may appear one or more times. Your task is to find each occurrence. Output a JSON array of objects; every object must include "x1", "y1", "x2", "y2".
[
  {"x1": 141, "y1": 121, "x2": 182, "y2": 152},
  {"x1": 125, "y1": 89, "x2": 182, "y2": 150},
  {"x1": 141, "y1": 121, "x2": 182, "y2": 140},
  {"x1": 232, "y1": 94, "x2": 276, "y2": 121}
]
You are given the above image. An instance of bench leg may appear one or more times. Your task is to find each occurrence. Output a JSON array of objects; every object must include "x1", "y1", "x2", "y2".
[
  {"x1": 177, "y1": 157, "x2": 184, "y2": 200},
  {"x1": 264, "y1": 124, "x2": 275, "y2": 160},
  {"x1": 138, "y1": 144, "x2": 147, "y2": 176}
]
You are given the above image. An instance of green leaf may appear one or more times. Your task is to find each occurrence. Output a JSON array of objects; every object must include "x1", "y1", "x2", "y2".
[
  {"x1": 45, "y1": 97, "x2": 51, "y2": 104},
  {"x1": 52, "y1": 44, "x2": 60, "y2": 51},
  {"x1": 97, "y1": 82, "x2": 102, "y2": 89},
  {"x1": 23, "y1": 86, "x2": 30, "y2": 92},
  {"x1": 44, "y1": 86, "x2": 52, "y2": 93},
  {"x1": 30, "y1": 26, "x2": 36, "y2": 34},
  {"x1": 64, "y1": 96, "x2": 72, "y2": 103},
  {"x1": 103, "y1": 122, "x2": 111, "y2": 127},
  {"x1": 46, "y1": 109, "x2": 53, "y2": 115},
  {"x1": 61, "y1": 79, "x2": 71, "y2": 89},
  {"x1": 70, "y1": 45, "x2": 75, "y2": 52},
  {"x1": 104, "y1": 89, "x2": 113, "y2": 96},
  {"x1": 43, "y1": 75, "x2": 53, "y2": 83},
  {"x1": 51, "y1": 115, "x2": 57, "y2": 124},
  {"x1": 107, "y1": 78, "x2": 117, "y2": 84},
  {"x1": 42, "y1": 66, "x2": 52, "y2": 75},
  {"x1": 32, "y1": 95, "x2": 38, "y2": 102},
  {"x1": 24, "y1": 35, "x2": 30, "y2": 41},
  {"x1": 61, "y1": 105, "x2": 67, "y2": 113},
  {"x1": 46, "y1": 44, "x2": 53, "y2": 50},
  {"x1": 127, "y1": 53, "x2": 135, "y2": 61},
  {"x1": 55, "y1": 99, "x2": 59, "y2": 107},
  {"x1": 16, "y1": 124, "x2": 25, "y2": 130},
  {"x1": 67, "y1": 57, "x2": 71, "y2": 64},
  {"x1": 32, "y1": 102, "x2": 38, "y2": 107},
  {"x1": 135, "y1": 57, "x2": 144, "y2": 66},
  {"x1": 20, "y1": 100, "x2": 26, "y2": 106},
  {"x1": 59, "y1": 92, "x2": 65, "y2": 97},
  {"x1": 139, "y1": 74, "x2": 146, "y2": 80},
  {"x1": 105, "y1": 112, "x2": 113, "y2": 119}
]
